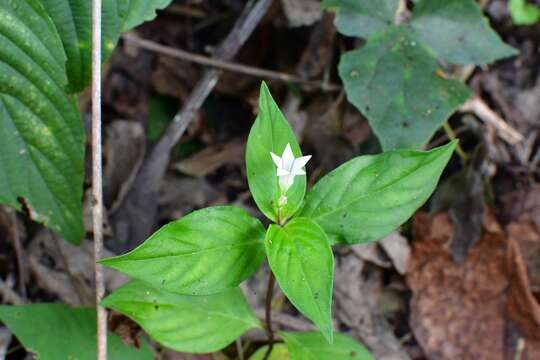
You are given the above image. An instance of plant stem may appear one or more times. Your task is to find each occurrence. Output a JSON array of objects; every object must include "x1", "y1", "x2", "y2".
[
  {"x1": 263, "y1": 271, "x2": 276, "y2": 360},
  {"x1": 91, "y1": 0, "x2": 107, "y2": 358},
  {"x1": 443, "y1": 122, "x2": 469, "y2": 162}
]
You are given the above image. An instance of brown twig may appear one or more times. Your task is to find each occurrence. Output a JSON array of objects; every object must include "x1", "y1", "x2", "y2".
[
  {"x1": 263, "y1": 271, "x2": 276, "y2": 360},
  {"x1": 112, "y1": 0, "x2": 274, "y2": 250},
  {"x1": 460, "y1": 96, "x2": 524, "y2": 145},
  {"x1": 121, "y1": 33, "x2": 340, "y2": 91},
  {"x1": 92, "y1": 0, "x2": 107, "y2": 358}
]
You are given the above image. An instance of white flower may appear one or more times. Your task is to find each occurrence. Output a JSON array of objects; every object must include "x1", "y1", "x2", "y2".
[{"x1": 270, "y1": 143, "x2": 311, "y2": 193}]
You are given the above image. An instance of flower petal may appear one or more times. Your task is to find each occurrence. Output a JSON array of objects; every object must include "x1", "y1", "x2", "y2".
[
  {"x1": 270, "y1": 152, "x2": 283, "y2": 168},
  {"x1": 277, "y1": 168, "x2": 290, "y2": 176},
  {"x1": 281, "y1": 143, "x2": 295, "y2": 172},
  {"x1": 292, "y1": 155, "x2": 312, "y2": 170},
  {"x1": 279, "y1": 174, "x2": 295, "y2": 192},
  {"x1": 291, "y1": 168, "x2": 306, "y2": 176}
]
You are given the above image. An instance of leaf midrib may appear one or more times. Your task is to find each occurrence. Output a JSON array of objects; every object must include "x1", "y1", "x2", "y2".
[
  {"x1": 307, "y1": 151, "x2": 443, "y2": 222},
  {"x1": 121, "y1": 240, "x2": 263, "y2": 261}
]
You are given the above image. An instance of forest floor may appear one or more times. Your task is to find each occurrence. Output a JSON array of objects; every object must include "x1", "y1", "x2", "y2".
[{"x1": 1, "y1": 0, "x2": 539, "y2": 359}]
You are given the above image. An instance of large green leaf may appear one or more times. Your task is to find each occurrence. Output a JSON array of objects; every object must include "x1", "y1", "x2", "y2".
[
  {"x1": 299, "y1": 142, "x2": 456, "y2": 245},
  {"x1": 411, "y1": 0, "x2": 517, "y2": 65},
  {"x1": 246, "y1": 82, "x2": 308, "y2": 222},
  {"x1": 119, "y1": 0, "x2": 173, "y2": 31},
  {"x1": 0, "y1": 0, "x2": 84, "y2": 244},
  {"x1": 102, "y1": 281, "x2": 260, "y2": 353},
  {"x1": 281, "y1": 332, "x2": 374, "y2": 360},
  {"x1": 266, "y1": 218, "x2": 334, "y2": 343},
  {"x1": 339, "y1": 26, "x2": 470, "y2": 150},
  {"x1": 100, "y1": 206, "x2": 266, "y2": 295},
  {"x1": 0, "y1": 304, "x2": 153, "y2": 360},
  {"x1": 321, "y1": 0, "x2": 399, "y2": 38},
  {"x1": 38, "y1": 0, "x2": 173, "y2": 92},
  {"x1": 38, "y1": 0, "x2": 124, "y2": 92}
]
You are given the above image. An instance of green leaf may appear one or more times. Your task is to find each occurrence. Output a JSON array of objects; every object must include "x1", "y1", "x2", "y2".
[
  {"x1": 299, "y1": 142, "x2": 456, "y2": 245},
  {"x1": 246, "y1": 82, "x2": 307, "y2": 222},
  {"x1": 0, "y1": 304, "x2": 153, "y2": 360},
  {"x1": 266, "y1": 218, "x2": 334, "y2": 342},
  {"x1": 339, "y1": 26, "x2": 470, "y2": 150},
  {"x1": 38, "y1": 0, "x2": 124, "y2": 92},
  {"x1": 119, "y1": 0, "x2": 173, "y2": 31},
  {"x1": 508, "y1": 0, "x2": 540, "y2": 25},
  {"x1": 102, "y1": 281, "x2": 260, "y2": 353},
  {"x1": 249, "y1": 344, "x2": 290, "y2": 360},
  {"x1": 100, "y1": 206, "x2": 266, "y2": 295},
  {"x1": 0, "y1": 0, "x2": 84, "y2": 244},
  {"x1": 411, "y1": 0, "x2": 518, "y2": 65},
  {"x1": 281, "y1": 332, "x2": 374, "y2": 360},
  {"x1": 39, "y1": 0, "x2": 173, "y2": 92},
  {"x1": 321, "y1": 0, "x2": 399, "y2": 38}
]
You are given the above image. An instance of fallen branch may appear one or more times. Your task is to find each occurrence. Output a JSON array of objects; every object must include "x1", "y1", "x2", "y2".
[
  {"x1": 111, "y1": 0, "x2": 275, "y2": 250},
  {"x1": 121, "y1": 33, "x2": 340, "y2": 91},
  {"x1": 460, "y1": 96, "x2": 524, "y2": 145}
]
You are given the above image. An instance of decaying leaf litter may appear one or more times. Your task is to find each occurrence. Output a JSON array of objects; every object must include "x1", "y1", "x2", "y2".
[{"x1": 1, "y1": 0, "x2": 539, "y2": 359}]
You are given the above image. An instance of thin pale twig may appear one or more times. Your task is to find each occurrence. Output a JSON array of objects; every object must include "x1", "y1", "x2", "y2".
[
  {"x1": 92, "y1": 0, "x2": 107, "y2": 358},
  {"x1": 121, "y1": 33, "x2": 340, "y2": 91},
  {"x1": 460, "y1": 96, "x2": 524, "y2": 145}
]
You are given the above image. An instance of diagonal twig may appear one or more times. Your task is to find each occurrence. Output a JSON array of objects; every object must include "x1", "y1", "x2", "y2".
[
  {"x1": 121, "y1": 32, "x2": 340, "y2": 91},
  {"x1": 111, "y1": 0, "x2": 274, "y2": 250},
  {"x1": 460, "y1": 96, "x2": 524, "y2": 145}
]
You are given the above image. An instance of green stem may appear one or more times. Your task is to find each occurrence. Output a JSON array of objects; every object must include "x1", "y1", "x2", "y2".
[
  {"x1": 263, "y1": 271, "x2": 276, "y2": 360},
  {"x1": 443, "y1": 122, "x2": 468, "y2": 162}
]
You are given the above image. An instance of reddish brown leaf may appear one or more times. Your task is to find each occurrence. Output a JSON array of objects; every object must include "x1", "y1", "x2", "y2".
[{"x1": 407, "y1": 211, "x2": 540, "y2": 359}]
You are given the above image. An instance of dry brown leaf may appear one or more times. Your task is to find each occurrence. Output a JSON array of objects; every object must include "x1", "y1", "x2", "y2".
[
  {"x1": 28, "y1": 230, "x2": 127, "y2": 305},
  {"x1": 380, "y1": 231, "x2": 410, "y2": 275},
  {"x1": 104, "y1": 120, "x2": 146, "y2": 211},
  {"x1": 296, "y1": 12, "x2": 335, "y2": 80},
  {"x1": 407, "y1": 211, "x2": 540, "y2": 359},
  {"x1": 0, "y1": 327, "x2": 10, "y2": 360},
  {"x1": 173, "y1": 139, "x2": 244, "y2": 177},
  {"x1": 334, "y1": 254, "x2": 410, "y2": 360}
]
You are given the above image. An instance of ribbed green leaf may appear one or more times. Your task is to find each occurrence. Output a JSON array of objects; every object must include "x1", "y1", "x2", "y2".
[
  {"x1": 281, "y1": 332, "x2": 374, "y2": 360},
  {"x1": 100, "y1": 206, "x2": 266, "y2": 295},
  {"x1": 102, "y1": 281, "x2": 260, "y2": 353},
  {"x1": 339, "y1": 26, "x2": 470, "y2": 150},
  {"x1": 0, "y1": 0, "x2": 84, "y2": 243},
  {"x1": 246, "y1": 82, "x2": 308, "y2": 222},
  {"x1": 0, "y1": 304, "x2": 153, "y2": 360},
  {"x1": 300, "y1": 142, "x2": 456, "y2": 245},
  {"x1": 411, "y1": 0, "x2": 517, "y2": 65},
  {"x1": 321, "y1": 0, "x2": 399, "y2": 38},
  {"x1": 266, "y1": 218, "x2": 334, "y2": 343},
  {"x1": 38, "y1": 0, "x2": 124, "y2": 92},
  {"x1": 38, "y1": 0, "x2": 173, "y2": 92}
]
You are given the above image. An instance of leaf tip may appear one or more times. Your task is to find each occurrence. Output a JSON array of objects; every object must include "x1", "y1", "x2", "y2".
[{"x1": 97, "y1": 256, "x2": 119, "y2": 268}]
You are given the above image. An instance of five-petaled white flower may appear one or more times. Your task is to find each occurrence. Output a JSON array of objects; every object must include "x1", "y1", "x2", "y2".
[{"x1": 270, "y1": 143, "x2": 311, "y2": 193}]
